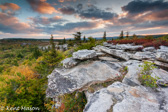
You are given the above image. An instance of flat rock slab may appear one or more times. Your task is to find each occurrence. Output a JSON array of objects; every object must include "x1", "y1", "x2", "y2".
[
  {"x1": 61, "y1": 57, "x2": 78, "y2": 68},
  {"x1": 84, "y1": 82, "x2": 160, "y2": 112},
  {"x1": 46, "y1": 61, "x2": 122, "y2": 98},
  {"x1": 156, "y1": 52, "x2": 168, "y2": 63},
  {"x1": 99, "y1": 56, "x2": 119, "y2": 62},
  {"x1": 132, "y1": 52, "x2": 156, "y2": 60},
  {"x1": 100, "y1": 46, "x2": 130, "y2": 61},
  {"x1": 73, "y1": 49, "x2": 97, "y2": 60}
]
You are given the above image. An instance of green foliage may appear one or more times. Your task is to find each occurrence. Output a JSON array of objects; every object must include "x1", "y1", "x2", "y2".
[
  {"x1": 62, "y1": 91, "x2": 87, "y2": 112},
  {"x1": 32, "y1": 47, "x2": 42, "y2": 59},
  {"x1": 139, "y1": 61, "x2": 159, "y2": 88}
]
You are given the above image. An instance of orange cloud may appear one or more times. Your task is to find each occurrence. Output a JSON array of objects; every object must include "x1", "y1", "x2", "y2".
[
  {"x1": 0, "y1": 3, "x2": 20, "y2": 11},
  {"x1": 27, "y1": 0, "x2": 58, "y2": 14},
  {"x1": 0, "y1": 12, "x2": 40, "y2": 33}
]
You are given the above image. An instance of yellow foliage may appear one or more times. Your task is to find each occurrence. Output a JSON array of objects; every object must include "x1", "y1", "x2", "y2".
[{"x1": 10, "y1": 65, "x2": 38, "y2": 80}]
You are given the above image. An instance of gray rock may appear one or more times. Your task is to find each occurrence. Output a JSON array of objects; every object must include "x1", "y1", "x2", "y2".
[
  {"x1": 92, "y1": 45, "x2": 102, "y2": 52},
  {"x1": 46, "y1": 61, "x2": 122, "y2": 98},
  {"x1": 122, "y1": 60, "x2": 142, "y2": 86},
  {"x1": 154, "y1": 61, "x2": 168, "y2": 69},
  {"x1": 73, "y1": 49, "x2": 97, "y2": 60},
  {"x1": 143, "y1": 47, "x2": 155, "y2": 52},
  {"x1": 116, "y1": 44, "x2": 143, "y2": 51},
  {"x1": 61, "y1": 57, "x2": 78, "y2": 68},
  {"x1": 157, "y1": 46, "x2": 168, "y2": 52},
  {"x1": 99, "y1": 56, "x2": 119, "y2": 62},
  {"x1": 96, "y1": 52, "x2": 106, "y2": 57},
  {"x1": 100, "y1": 46, "x2": 130, "y2": 60},
  {"x1": 156, "y1": 52, "x2": 168, "y2": 62},
  {"x1": 132, "y1": 52, "x2": 156, "y2": 60},
  {"x1": 84, "y1": 82, "x2": 160, "y2": 112}
]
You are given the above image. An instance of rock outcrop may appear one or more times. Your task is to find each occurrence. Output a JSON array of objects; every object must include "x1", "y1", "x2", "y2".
[
  {"x1": 84, "y1": 82, "x2": 160, "y2": 112},
  {"x1": 73, "y1": 50, "x2": 97, "y2": 60},
  {"x1": 61, "y1": 57, "x2": 78, "y2": 68},
  {"x1": 47, "y1": 42, "x2": 168, "y2": 111},
  {"x1": 46, "y1": 61, "x2": 122, "y2": 98}
]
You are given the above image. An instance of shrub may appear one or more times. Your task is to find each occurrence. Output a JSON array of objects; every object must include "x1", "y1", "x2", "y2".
[{"x1": 139, "y1": 61, "x2": 159, "y2": 88}]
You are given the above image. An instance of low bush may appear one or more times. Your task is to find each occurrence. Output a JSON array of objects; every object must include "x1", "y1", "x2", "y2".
[{"x1": 139, "y1": 61, "x2": 159, "y2": 88}]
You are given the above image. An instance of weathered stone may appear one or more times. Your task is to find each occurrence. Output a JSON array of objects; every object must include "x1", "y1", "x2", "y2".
[
  {"x1": 92, "y1": 45, "x2": 102, "y2": 52},
  {"x1": 157, "y1": 46, "x2": 168, "y2": 52},
  {"x1": 154, "y1": 61, "x2": 168, "y2": 69},
  {"x1": 96, "y1": 52, "x2": 106, "y2": 56},
  {"x1": 61, "y1": 57, "x2": 78, "y2": 68},
  {"x1": 84, "y1": 82, "x2": 160, "y2": 112},
  {"x1": 100, "y1": 46, "x2": 130, "y2": 60},
  {"x1": 46, "y1": 61, "x2": 122, "y2": 98},
  {"x1": 122, "y1": 60, "x2": 142, "y2": 86},
  {"x1": 115, "y1": 44, "x2": 143, "y2": 51},
  {"x1": 99, "y1": 56, "x2": 119, "y2": 62},
  {"x1": 132, "y1": 52, "x2": 156, "y2": 60},
  {"x1": 73, "y1": 49, "x2": 97, "y2": 60},
  {"x1": 143, "y1": 47, "x2": 155, "y2": 52},
  {"x1": 156, "y1": 52, "x2": 168, "y2": 62}
]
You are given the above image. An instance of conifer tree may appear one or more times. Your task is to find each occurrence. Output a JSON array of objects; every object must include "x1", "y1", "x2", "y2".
[
  {"x1": 63, "y1": 37, "x2": 66, "y2": 44},
  {"x1": 83, "y1": 36, "x2": 86, "y2": 42},
  {"x1": 126, "y1": 31, "x2": 129, "y2": 38},
  {"x1": 119, "y1": 30, "x2": 124, "y2": 39},
  {"x1": 103, "y1": 31, "x2": 106, "y2": 40}
]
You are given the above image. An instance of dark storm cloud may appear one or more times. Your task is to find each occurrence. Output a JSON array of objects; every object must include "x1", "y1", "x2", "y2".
[
  {"x1": 29, "y1": 16, "x2": 67, "y2": 25},
  {"x1": 39, "y1": 21, "x2": 100, "y2": 33},
  {"x1": 78, "y1": 5, "x2": 118, "y2": 20},
  {"x1": 58, "y1": 6, "x2": 76, "y2": 15},
  {"x1": 122, "y1": 0, "x2": 168, "y2": 14}
]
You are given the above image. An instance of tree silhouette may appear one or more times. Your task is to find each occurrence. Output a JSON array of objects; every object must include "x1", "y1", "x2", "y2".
[
  {"x1": 103, "y1": 31, "x2": 106, "y2": 40},
  {"x1": 119, "y1": 30, "x2": 124, "y2": 39},
  {"x1": 126, "y1": 31, "x2": 129, "y2": 38},
  {"x1": 73, "y1": 32, "x2": 82, "y2": 43}
]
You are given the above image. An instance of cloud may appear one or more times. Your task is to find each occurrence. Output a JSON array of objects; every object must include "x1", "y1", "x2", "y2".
[
  {"x1": 26, "y1": 0, "x2": 58, "y2": 14},
  {"x1": 122, "y1": 0, "x2": 168, "y2": 14},
  {"x1": 58, "y1": 6, "x2": 76, "y2": 15},
  {"x1": 0, "y1": 3, "x2": 20, "y2": 11},
  {"x1": 29, "y1": 16, "x2": 67, "y2": 25},
  {"x1": 0, "y1": 12, "x2": 40, "y2": 33},
  {"x1": 39, "y1": 21, "x2": 101, "y2": 34},
  {"x1": 78, "y1": 5, "x2": 118, "y2": 20}
]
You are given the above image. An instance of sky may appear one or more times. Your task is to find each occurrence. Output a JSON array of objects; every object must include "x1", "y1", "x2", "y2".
[{"x1": 0, "y1": 0, "x2": 168, "y2": 39}]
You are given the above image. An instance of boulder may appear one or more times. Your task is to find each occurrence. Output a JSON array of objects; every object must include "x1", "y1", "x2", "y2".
[
  {"x1": 96, "y1": 52, "x2": 106, "y2": 57},
  {"x1": 156, "y1": 52, "x2": 168, "y2": 62},
  {"x1": 132, "y1": 52, "x2": 156, "y2": 60},
  {"x1": 84, "y1": 82, "x2": 160, "y2": 112},
  {"x1": 99, "y1": 56, "x2": 119, "y2": 62},
  {"x1": 61, "y1": 57, "x2": 78, "y2": 68},
  {"x1": 100, "y1": 46, "x2": 130, "y2": 60},
  {"x1": 122, "y1": 60, "x2": 142, "y2": 86},
  {"x1": 154, "y1": 61, "x2": 168, "y2": 69},
  {"x1": 73, "y1": 49, "x2": 97, "y2": 60},
  {"x1": 115, "y1": 44, "x2": 143, "y2": 51},
  {"x1": 46, "y1": 61, "x2": 122, "y2": 98},
  {"x1": 143, "y1": 47, "x2": 155, "y2": 52},
  {"x1": 92, "y1": 45, "x2": 102, "y2": 52},
  {"x1": 157, "y1": 46, "x2": 168, "y2": 52}
]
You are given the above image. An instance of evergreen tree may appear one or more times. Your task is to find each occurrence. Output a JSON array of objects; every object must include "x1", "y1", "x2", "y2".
[
  {"x1": 63, "y1": 37, "x2": 66, "y2": 44},
  {"x1": 133, "y1": 34, "x2": 138, "y2": 39},
  {"x1": 73, "y1": 32, "x2": 82, "y2": 43},
  {"x1": 83, "y1": 36, "x2": 86, "y2": 42},
  {"x1": 119, "y1": 30, "x2": 124, "y2": 39},
  {"x1": 103, "y1": 31, "x2": 106, "y2": 40},
  {"x1": 126, "y1": 31, "x2": 129, "y2": 38},
  {"x1": 44, "y1": 35, "x2": 61, "y2": 68}
]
